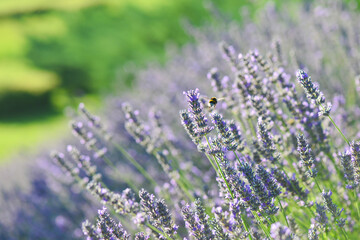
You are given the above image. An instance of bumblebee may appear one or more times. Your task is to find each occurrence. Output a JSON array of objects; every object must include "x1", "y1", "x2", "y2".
[
  {"x1": 209, "y1": 97, "x2": 218, "y2": 107},
  {"x1": 201, "y1": 97, "x2": 225, "y2": 108}
]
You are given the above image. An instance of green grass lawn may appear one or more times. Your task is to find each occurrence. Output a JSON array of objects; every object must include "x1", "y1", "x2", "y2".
[{"x1": 0, "y1": 114, "x2": 68, "y2": 162}]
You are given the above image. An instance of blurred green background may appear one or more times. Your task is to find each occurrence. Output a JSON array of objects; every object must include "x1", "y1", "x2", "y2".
[
  {"x1": 4, "y1": 0, "x2": 352, "y2": 161},
  {"x1": 0, "y1": 0, "x2": 248, "y2": 161}
]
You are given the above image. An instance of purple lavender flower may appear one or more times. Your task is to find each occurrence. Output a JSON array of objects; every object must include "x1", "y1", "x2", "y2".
[
  {"x1": 228, "y1": 121, "x2": 245, "y2": 152},
  {"x1": 194, "y1": 199, "x2": 214, "y2": 239},
  {"x1": 271, "y1": 168, "x2": 308, "y2": 201},
  {"x1": 297, "y1": 134, "x2": 317, "y2": 178},
  {"x1": 308, "y1": 224, "x2": 319, "y2": 240},
  {"x1": 139, "y1": 189, "x2": 177, "y2": 238},
  {"x1": 296, "y1": 70, "x2": 325, "y2": 105},
  {"x1": 350, "y1": 141, "x2": 360, "y2": 185},
  {"x1": 257, "y1": 120, "x2": 280, "y2": 164},
  {"x1": 256, "y1": 165, "x2": 281, "y2": 198},
  {"x1": 183, "y1": 88, "x2": 213, "y2": 136},
  {"x1": 211, "y1": 113, "x2": 238, "y2": 151},
  {"x1": 122, "y1": 103, "x2": 154, "y2": 153},
  {"x1": 322, "y1": 189, "x2": 346, "y2": 228},
  {"x1": 339, "y1": 151, "x2": 356, "y2": 189},
  {"x1": 82, "y1": 220, "x2": 101, "y2": 240},
  {"x1": 179, "y1": 110, "x2": 199, "y2": 144},
  {"x1": 315, "y1": 203, "x2": 328, "y2": 229},
  {"x1": 220, "y1": 41, "x2": 239, "y2": 70},
  {"x1": 97, "y1": 207, "x2": 130, "y2": 240},
  {"x1": 135, "y1": 232, "x2": 150, "y2": 240},
  {"x1": 79, "y1": 103, "x2": 112, "y2": 141},
  {"x1": 182, "y1": 203, "x2": 208, "y2": 239},
  {"x1": 209, "y1": 218, "x2": 231, "y2": 240},
  {"x1": 270, "y1": 222, "x2": 295, "y2": 240},
  {"x1": 224, "y1": 165, "x2": 260, "y2": 211},
  {"x1": 207, "y1": 67, "x2": 225, "y2": 92},
  {"x1": 296, "y1": 70, "x2": 331, "y2": 116}
]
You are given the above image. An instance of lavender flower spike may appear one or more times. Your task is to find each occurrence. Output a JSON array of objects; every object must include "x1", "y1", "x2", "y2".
[
  {"x1": 257, "y1": 119, "x2": 279, "y2": 164},
  {"x1": 350, "y1": 141, "x2": 360, "y2": 186},
  {"x1": 82, "y1": 220, "x2": 101, "y2": 240},
  {"x1": 211, "y1": 113, "x2": 238, "y2": 151},
  {"x1": 322, "y1": 189, "x2": 346, "y2": 228},
  {"x1": 297, "y1": 134, "x2": 317, "y2": 178},
  {"x1": 97, "y1": 207, "x2": 130, "y2": 240},
  {"x1": 296, "y1": 70, "x2": 325, "y2": 105},
  {"x1": 183, "y1": 88, "x2": 213, "y2": 136},
  {"x1": 182, "y1": 204, "x2": 204, "y2": 239},
  {"x1": 296, "y1": 70, "x2": 331, "y2": 116},
  {"x1": 256, "y1": 165, "x2": 281, "y2": 199},
  {"x1": 139, "y1": 189, "x2": 178, "y2": 238},
  {"x1": 179, "y1": 110, "x2": 199, "y2": 144},
  {"x1": 339, "y1": 151, "x2": 356, "y2": 189}
]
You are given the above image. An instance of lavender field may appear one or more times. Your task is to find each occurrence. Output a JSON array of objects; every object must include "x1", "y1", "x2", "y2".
[{"x1": 2, "y1": 1, "x2": 360, "y2": 239}]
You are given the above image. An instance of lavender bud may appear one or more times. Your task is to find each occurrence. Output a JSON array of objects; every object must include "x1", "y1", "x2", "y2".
[
  {"x1": 315, "y1": 203, "x2": 328, "y2": 229},
  {"x1": 98, "y1": 207, "x2": 130, "y2": 239},
  {"x1": 207, "y1": 67, "x2": 224, "y2": 92},
  {"x1": 256, "y1": 165, "x2": 281, "y2": 198},
  {"x1": 195, "y1": 199, "x2": 214, "y2": 239},
  {"x1": 296, "y1": 70, "x2": 327, "y2": 108},
  {"x1": 211, "y1": 113, "x2": 238, "y2": 151},
  {"x1": 82, "y1": 220, "x2": 101, "y2": 240},
  {"x1": 339, "y1": 151, "x2": 356, "y2": 189},
  {"x1": 270, "y1": 222, "x2": 295, "y2": 240},
  {"x1": 228, "y1": 121, "x2": 245, "y2": 152},
  {"x1": 308, "y1": 224, "x2": 319, "y2": 240},
  {"x1": 51, "y1": 151, "x2": 79, "y2": 179},
  {"x1": 67, "y1": 145, "x2": 100, "y2": 181},
  {"x1": 181, "y1": 204, "x2": 204, "y2": 239},
  {"x1": 322, "y1": 189, "x2": 346, "y2": 227},
  {"x1": 257, "y1": 120, "x2": 279, "y2": 164},
  {"x1": 297, "y1": 134, "x2": 317, "y2": 178},
  {"x1": 139, "y1": 189, "x2": 177, "y2": 238},
  {"x1": 225, "y1": 164, "x2": 260, "y2": 211},
  {"x1": 183, "y1": 89, "x2": 213, "y2": 136},
  {"x1": 220, "y1": 41, "x2": 239, "y2": 70},
  {"x1": 209, "y1": 218, "x2": 231, "y2": 240},
  {"x1": 350, "y1": 141, "x2": 360, "y2": 185},
  {"x1": 79, "y1": 103, "x2": 112, "y2": 141},
  {"x1": 71, "y1": 121, "x2": 97, "y2": 150},
  {"x1": 180, "y1": 110, "x2": 199, "y2": 143},
  {"x1": 135, "y1": 232, "x2": 150, "y2": 240}
]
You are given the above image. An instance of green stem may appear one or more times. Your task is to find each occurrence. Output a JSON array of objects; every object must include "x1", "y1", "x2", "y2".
[
  {"x1": 233, "y1": 151, "x2": 244, "y2": 167},
  {"x1": 277, "y1": 197, "x2": 290, "y2": 228},
  {"x1": 94, "y1": 146, "x2": 139, "y2": 191},
  {"x1": 205, "y1": 153, "x2": 219, "y2": 174},
  {"x1": 204, "y1": 136, "x2": 235, "y2": 198},
  {"x1": 176, "y1": 176, "x2": 195, "y2": 202},
  {"x1": 247, "y1": 118, "x2": 257, "y2": 137},
  {"x1": 252, "y1": 211, "x2": 273, "y2": 240},
  {"x1": 113, "y1": 142, "x2": 157, "y2": 187},
  {"x1": 353, "y1": 190, "x2": 360, "y2": 220},
  {"x1": 320, "y1": 104, "x2": 350, "y2": 146},
  {"x1": 213, "y1": 155, "x2": 235, "y2": 199},
  {"x1": 340, "y1": 226, "x2": 349, "y2": 240},
  {"x1": 146, "y1": 223, "x2": 172, "y2": 240},
  {"x1": 240, "y1": 214, "x2": 253, "y2": 240}
]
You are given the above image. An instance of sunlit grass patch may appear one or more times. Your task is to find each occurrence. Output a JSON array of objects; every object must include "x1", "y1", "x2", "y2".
[{"x1": 0, "y1": 114, "x2": 67, "y2": 162}]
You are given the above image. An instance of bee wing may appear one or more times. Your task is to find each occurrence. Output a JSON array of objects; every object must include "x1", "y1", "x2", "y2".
[
  {"x1": 200, "y1": 96, "x2": 210, "y2": 101},
  {"x1": 200, "y1": 96, "x2": 211, "y2": 103}
]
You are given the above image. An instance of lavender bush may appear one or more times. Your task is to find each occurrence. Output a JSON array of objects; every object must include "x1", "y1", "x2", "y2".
[{"x1": 1, "y1": 1, "x2": 360, "y2": 239}]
